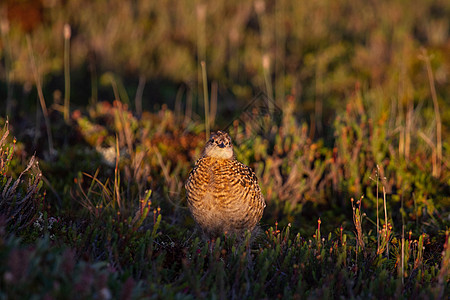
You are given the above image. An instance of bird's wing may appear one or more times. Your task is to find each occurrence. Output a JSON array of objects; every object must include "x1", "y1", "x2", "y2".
[
  {"x1": 227, "y1": 160, "x2": 266, "y2": 209},
  {"x1": 185, "y1": 157, "x2": 210, "y2": 205}
]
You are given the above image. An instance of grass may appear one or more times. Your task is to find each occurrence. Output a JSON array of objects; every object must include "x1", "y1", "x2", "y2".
[
  {"x1": 63, "y1": 23, "x2": 71, "y2": 124},
  {"x1": 0, "y1": 0, "x2": 449, "y2": 298},
  {"x1": 0, "y1": 97, "x2": 448, "y2": 298}
]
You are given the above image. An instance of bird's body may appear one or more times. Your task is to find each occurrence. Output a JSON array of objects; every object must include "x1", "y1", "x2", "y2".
[{"x1": 185, "y1": 131, "x2": 265, "y2": 238}]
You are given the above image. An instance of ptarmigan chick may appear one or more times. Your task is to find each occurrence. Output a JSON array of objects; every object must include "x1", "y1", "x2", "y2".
[{"x1": 185, "y1": 131, "x2": 265, "y2": 238}]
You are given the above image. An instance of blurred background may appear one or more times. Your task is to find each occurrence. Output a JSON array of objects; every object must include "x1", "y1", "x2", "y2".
[{"x1": 1, "y1": 0, "x2": 449, "y2": 132}]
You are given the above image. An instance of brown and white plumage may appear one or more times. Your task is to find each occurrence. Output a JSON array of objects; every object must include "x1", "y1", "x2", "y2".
[{"x1": 185, "y1": 131, "x2": 265, "y2": 238}]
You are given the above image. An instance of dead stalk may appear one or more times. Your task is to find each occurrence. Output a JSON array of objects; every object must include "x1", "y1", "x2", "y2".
[
  {"x1": 201, "y1": 61, "x2": 210, "y2": 140},
  {"x1": 63, "y1": 24, "x2": 71, "y2": 124},
  {"x1": 383, "y1": 186, "x2": 389, "y2": 258},
  {"x1": 26, "y1": 35, "x2": 55, "y2": 156},
  {"x1": 135, "y1": 75, "x2": 146, "y2": 116},
  {"x1": 419, "y1": 48, "x2": 442, "y2": 177},
  {"x1": 376, "y1": 166, "x2": 380, "y2": 253}
]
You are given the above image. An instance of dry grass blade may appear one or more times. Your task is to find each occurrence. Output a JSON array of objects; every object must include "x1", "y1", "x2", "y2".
[
  {"x1": 201, "y1": 61, "x2": 210, "y2": 140},
  {"x1": 135, "y1": 75, "x2": 146, "y2": 116},
  {"x1": 114, "y1": 136, "x2": 121, "y2": 210},
  {"x1": 383, "y1": 186, "x2": 389, "y2": 258},
  {"x1": 26, "y1": 35, "x2": 55, "y2": 156},
  {"x1": 419, "y1": 48, "x2": 442, "y2": 177},
  {"x1": 77, "y1": 169, "x2": 113, "y2": 215},
  {"x1": 63, "y1": 24, "x2": 71, "y2": 124}
]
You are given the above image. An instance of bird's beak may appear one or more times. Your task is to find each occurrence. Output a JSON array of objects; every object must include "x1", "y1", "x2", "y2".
[{"x1": 218, "y1": 142, "x2": 225, "y2": 148}]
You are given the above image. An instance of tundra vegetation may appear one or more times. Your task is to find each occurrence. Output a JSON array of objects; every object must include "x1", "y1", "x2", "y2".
[{"x1": 0, "y1": 0, "x2": 449, "y2": 298}]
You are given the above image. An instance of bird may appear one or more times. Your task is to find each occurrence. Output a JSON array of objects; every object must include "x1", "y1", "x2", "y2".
[{"x1": 185, "y1": 131, "x2": 266, "y2": 238}]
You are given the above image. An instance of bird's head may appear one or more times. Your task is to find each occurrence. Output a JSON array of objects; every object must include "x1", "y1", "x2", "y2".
[{"x1": 202, "y1": 131, "x2": 233, "y2": 159}]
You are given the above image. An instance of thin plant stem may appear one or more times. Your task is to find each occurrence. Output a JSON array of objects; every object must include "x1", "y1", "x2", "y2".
[
  {"x1": 63, "y1": 24, "x2": 71, "y2": 123},
  {"x1": 210, "y1": 81, "x2": 218, "y2": 128},
  {"x1": 26, "y1": 35, "x2": 55, "y2": 156},
  {"x1": 405, "y1": 100, "x2": 413, "y2": 160},
  {"x1": 419, "y1": 48, "x2": 442, "y2": 177},
  {"x1": 111, "y1": 75, "x2": 121, "y2": 102},
  {"x1": 34, "y1": 98, "x2": 41, "y2": 147},
  {"x1": 401, "y1": 224, "x2": 405, "y2": 286},
  {"x1": 89, "y1": 52, "x2": 98, "y2": 106},
  {"x1": 196, "y1": 3, "x2": 206, "y2": 104},
  {"x1": 135, "y1": 75, "x2": 146, "y2": 116},
  {"x1": 114, "y1": 136, "x2": 121, "y2": 210},
  {"x1": 175, "y1": 85, "x2": 185, "y2": 122},
  {"x1": 397, "y1": 91, "x2": 404, "y2": 158},
  {"x1": 255, "y1": 0, "x2": 273, "y2": 115},
  {"x1": 201, "y1": 61, "x2": 210, "y2": 140},
  {"x1": 376, "y1": 166, "x2": 380, "y2": 254},
  {"x1": 401, "y1": 190, "x2": 405, "y2": 284},
  {"x1": 275, "y1": 0, "x2": 286, "y2": 110},
  {"x1": 315, "y1": 58, "x2": 324, "y2": 136},
  {"x1": 383, "y1": 186, "x2": 389, "y2": 259},
  {"x1": 413, "y1": 192, "x2": 418, "y2": 228},
  {"x1": 262, "y1": 54, "x2": 274, "y2": 115},
  {"x1": 184, "y1": 88, "x2": 193, "y2": 126},
  {"x1": 117, "y1": 77, "x2": 130, "y2": 105}
]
